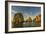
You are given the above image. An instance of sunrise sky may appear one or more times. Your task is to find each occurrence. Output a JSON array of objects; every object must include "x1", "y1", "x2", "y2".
[{"x1": 11, "y1": 6, "x2": 41, "y2": 20}]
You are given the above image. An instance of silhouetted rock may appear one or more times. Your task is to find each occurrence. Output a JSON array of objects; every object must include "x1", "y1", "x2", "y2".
[{"x1": 12, "y1": 13, "x2": 24, "y2": 28}]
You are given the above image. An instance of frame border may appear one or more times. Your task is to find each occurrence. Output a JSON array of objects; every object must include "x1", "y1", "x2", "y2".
[{"x1": 5, "y1": 1, "x2": 45, "y2": 33}]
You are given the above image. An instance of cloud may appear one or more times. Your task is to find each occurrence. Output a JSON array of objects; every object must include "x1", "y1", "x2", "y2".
[
  {"x1": 23, "y1": 12, "x2": 32, "y2": 20},
  {"x1": 11, "y1": 10, "x2": 17, "y2": 15},
  {"x1": 32, "y1": 11, "x2": 41, "y2": 19},
  {"x1": 34, "y1": 11, "x2": 41, "y2": 16}
]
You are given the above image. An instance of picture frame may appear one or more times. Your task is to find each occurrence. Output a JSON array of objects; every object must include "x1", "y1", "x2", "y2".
[{"x1": 5, "y1": 1, "x2": 45, "y2": 33}]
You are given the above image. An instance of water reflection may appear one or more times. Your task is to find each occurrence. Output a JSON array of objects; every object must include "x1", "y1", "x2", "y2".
[{"x1": 23, "y1": 21, "x2": 41, "y2": 27}]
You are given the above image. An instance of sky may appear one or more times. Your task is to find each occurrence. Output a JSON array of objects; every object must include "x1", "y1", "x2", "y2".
[{"x1": 11, "y1": 6, "x2": 41, "y2": 20}]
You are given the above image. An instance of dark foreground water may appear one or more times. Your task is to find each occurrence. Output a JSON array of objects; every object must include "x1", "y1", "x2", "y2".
[{"x1": 12, "y1": 21, "x2": 41, "y2": 28}]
